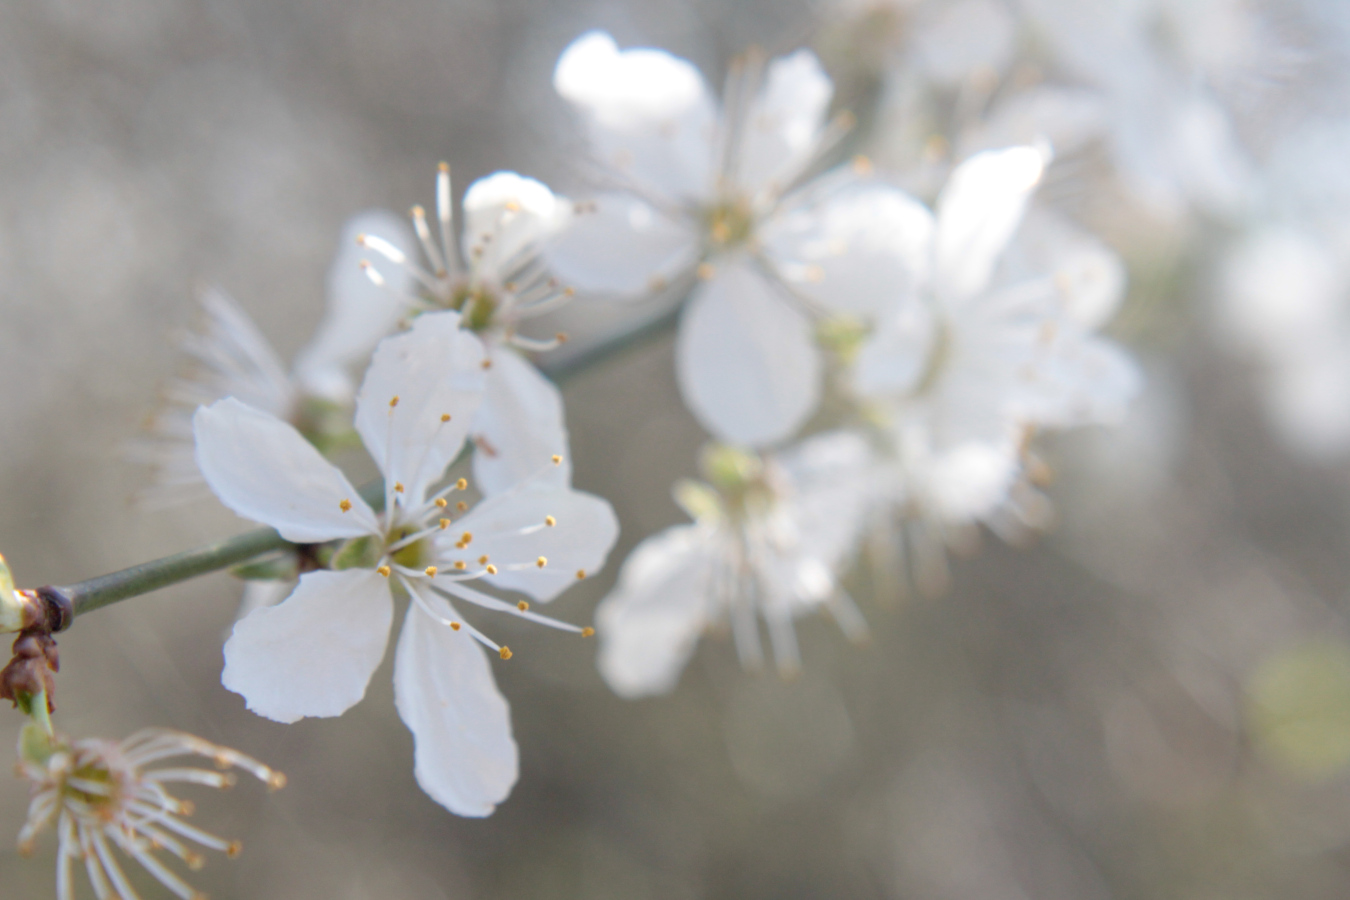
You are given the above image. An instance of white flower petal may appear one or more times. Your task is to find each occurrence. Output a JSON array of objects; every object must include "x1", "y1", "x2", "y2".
[
  {"x1": 222, "y1": 569, "x2": 392, "y2": 724},
  {"x1": 444, "y1": 483, "x2": 619, "y2": 603},
  {"x1": 293, "y1": 210, "x2": 417, "y2": 402},
  {"x1": 675, "y1": 263, "x2": 822, "y2": 447},
  {"x1": 912, "y1": 0, "x2": 1016, "y2": 85},
  {"x1": 194, "y1": 287, "x2": 296, "y2": 416},
  {"x1": 554, "y1": 31, "x2": 716, "y2": 200},
  {"x1": 193, "y1": 398, "x2": 378, "y2": 542},
  {"x1": 854, "y1": 300, "x2": 938, "y2": 396},
  {"x1": 935, "y1": 145, "x2": 1047, "y2": 302},
  {"x1": 1000, "y1": 209, "x2": 1126, "y2": 330},
  {"x1": 764, "y1": 175, "x2": 934, "y2": 316},
  {"x1": 393, "y1": 598, "x2": 518, "y2": 817},
  {"x1": 735, "y1": 49, "x2": 833, "y2": 195},
  {"x1": 544, "y1": 192, "x2": 699, "y2": 296},
  {"x1": 354, "y1": 311, "x2": 487, "y2": 502},
  {"x1": 596, "y1": 524, "x2": 714, "y2": 698},
  {"x1": 460, "y1": 172, "x2": 566, "y2": 276},
  {"x1": 472, "y1": 347, "x2": 571, "y2": 497}
]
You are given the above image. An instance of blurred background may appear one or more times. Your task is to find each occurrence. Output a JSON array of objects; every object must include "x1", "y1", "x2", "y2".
[{"x1": 4, "y1": 0, "x2": 1350, "y2": 898}]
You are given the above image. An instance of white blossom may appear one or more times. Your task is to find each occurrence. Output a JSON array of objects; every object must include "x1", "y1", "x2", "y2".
[
  {"x1": 596, "y1": 434, "x2": 872, "y2": 697},
  {"x1": 849, "y1": 146, "x2": 1138, "y2": 590},
  {"x1": 193, "y1": 311, "x2": 618, "y2": 816},
  {"x1": 547, "y1": 31, "x2": 924, "y2": 448},
  {"x1": 357, "y1": 168, "x2": 577, "y2": 496}
]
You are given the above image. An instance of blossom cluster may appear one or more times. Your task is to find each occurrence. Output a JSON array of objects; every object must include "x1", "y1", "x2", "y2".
[{"x1": 29, "y1": 1, "x2": 1350, "y2": 893}]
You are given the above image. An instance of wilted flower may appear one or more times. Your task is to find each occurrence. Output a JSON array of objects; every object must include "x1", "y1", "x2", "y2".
[
  {"x1": 193, "y1": 310, "x2": 618, "y2": 816},
  {"x1": 596, "y1": 434, "x2": 871, "y2": 696},
  {"x1": 16, "y1": 724, "x2": 283, "y2": 900}
]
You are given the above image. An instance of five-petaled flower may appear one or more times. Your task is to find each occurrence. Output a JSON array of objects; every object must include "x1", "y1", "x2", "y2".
[{"x1": 193, "y1": 310, "x2": 618, "y2": 816}]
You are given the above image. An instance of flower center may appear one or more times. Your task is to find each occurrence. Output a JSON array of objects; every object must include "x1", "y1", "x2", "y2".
[
  {"x1": 703, "y1": 196, "x2": 756, "y2": 253},
  {"x1": 446, "y1": 282, "x2": 499, "y2": 333}
]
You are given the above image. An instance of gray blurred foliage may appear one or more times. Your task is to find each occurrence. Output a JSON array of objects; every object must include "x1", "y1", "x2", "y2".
[{"x1": 4, "y1": 1, "x2": 1350, "y2": 898}]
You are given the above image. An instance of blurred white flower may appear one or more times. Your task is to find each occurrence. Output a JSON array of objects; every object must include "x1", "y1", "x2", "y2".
[
  {"x1": 358, "y1": 167, "x2": 576, "y2": 495},
  {"x1": 193, "y1": 311, "x2": 618, "y2": 816},
  {"x1": 596, "y1": 434, "x2": 872, "y2": 696},
  {"x1": 548, "y1": 31, "x2": 924, "y2": 447},
  {"x1": 849, "y1": 146, "x2": 1139, "y2": 590},
  {"x1": 16, "y1": 725, "x2": 283, "y2": 900},
  {"x1": 131, "y1": 210, "x2": 415, "y2": 506}
]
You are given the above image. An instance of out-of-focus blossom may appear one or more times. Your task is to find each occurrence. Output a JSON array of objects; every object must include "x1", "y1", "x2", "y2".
[
  {"x1": 358, "y1": 168, "x2": 576, "y2": 495},
  {"x1": 16, "y1": 724, "x2": 283, "y2": 900},
  {"x1": 597, "y1": 435, "x2": 872, "y2": 696},
  {"x1": 548, "y1": 31, "x2": 923, "y2": 448},
  {"x1": 131, "y1": 211, "x2": 415, "y2": 506},
  {"x1": 1216, "y1": 120, "x2": 1350, "y2": 459},
  {"x1": 848, "y1": 146, "x2": 1138, "y2": 592},
  {"x1": 193, "y1": 311, "x2": 618, "y2": 816}
]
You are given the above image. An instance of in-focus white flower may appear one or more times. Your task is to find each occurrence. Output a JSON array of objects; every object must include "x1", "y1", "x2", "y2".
[
  {"x1": 131, "y1": 211, "x2": 415, "y2": 507},
  {"x1": 357, "y1": 167, "x2": 577, "y2": 496},
  {"x1": 193, "y1": 311, "x2": 618, "y2": 816},
  {"x1": 16, "y1": 725, "x2": 283, "y2": 900},
  {"x1": 848, "y1": 146, "x2": 1139, "y2": 592},
  {"x1": 548, "y1": 31, "x2": 923, "y2": 447},
  {"x1": 596, "y1": 435, "x2": 871, "y2": 697}
]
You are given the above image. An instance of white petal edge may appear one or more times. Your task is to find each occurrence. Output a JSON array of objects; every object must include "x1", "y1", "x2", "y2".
[
  {"x1": 935, "y1": 145, "x2": 1048, "y2": 303},
  {"x1": 543, "y1": 192, "x2": 699, "y2": 297},
  {"x1": 354, "y1": 311, "x2": 487, "y2": 502},
  {"x1": 596, "y1": 524, "x2": 714, "y2": 698},
  {"x1": 222, "y1": 569, "x2": 392, "y2": 723},
  {"x1": 194, "y1": 398, "x2": 378, "y2": 542},
  {"x1": 394, "y1": 597, "x2": 518, "y2": 817},
  {"x1": 675, "y1": 263, "x2": 822, "y2": 447},
  {"x1": 472, "y1": 346, "x2": 571, "y2": 497},
  {"x1": 443, "y1": 482, "x2": 620, "y2": 603},
  {"x1": 460, "y1": 172, "x2": 567, "y2": 277}
]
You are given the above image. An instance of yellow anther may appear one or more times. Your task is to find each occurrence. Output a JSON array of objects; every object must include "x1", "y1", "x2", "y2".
[
  {"x1": 504, "y1": 199, "x2": 521, "y2": 212},
  {"x1": 227, "y1": 841, "x2": 243, "y2": 859},
  {"x1": 377, "y1": 565, "x2": 391, "y2": 577},
  {"x1": 556, "y1": 331, "x2": 569, "y2": 344},
  {"x1": 456, "y1": 501, "x2": 468, "y2": 512},
  {"x1": 576, "y1": 569, "x2": 587, "y2": 580},
  {"x1": 394, "y1": 482, "x2": 405, "y2": 493},
  {"x1": 536, "y1": 556, "x2": 547, "y2": 568},
  {"x1": 455, "y1": 542, "x2": 466, "y2": 550},
  {"x1": 454, "y1": 561, "x2": 467, "y2": 570},
  {"x1": 563, "y1": 286, "x2": 576, "y2": 297},
  {"x1": 456, "y1": 478, "x2": 468, "y2": 490},
  {"x1": 355, "y1": 232, "x2": 367, "y2": 246},
  {"x1": 424, "y1": 566, "x2": 438, "y2": 577},
  {"x1": 339, "y1": 498, "x2": 352, "y2": 512},
  {"x1": 481, "y1": 358, "x2": 493, "y2": 369},
  {"x1": 486, "y1": 564, "x2": 498, "y2": 575},
  {"x1": 851, "y1": 154, "x2": 874, "y2": 176},
  {"x1": 17, "y1": 840, "x2": 34, "y2": 858},
  {"x1": 389, "y1": 395, "x2": 400, "y2": 408},
  {"x1": 267, "y1": 771, "x2": 288, "y2": 791},
  {"x1": 499, "y1": 647, "x2": 513, "y2": 660},
  {"x1": 581, "y1": 627, "x2": 595, "y2": 638},
  {"x1": 439, "y1": 161, "x2": 450, "y2": 173},
  {"x1": 411, "y1": 203, "x2": 426, "y2": 217},
  {"x1": 478, "y1": 555, "x2": 489, "y2": 564},
  {"x1": 517, "y1": 600, "x2": 529, "y2": 611},
  {"x1": 436, "y1": 497, "x2": 448, "y2": 508},
  {"x1": 439, "y1": 518, "x2": 450, "y2": 529},
  {"x1": 450, "y1": 621, "x2": 461, "y2": 630},
  {"x1": 441, "y1": 413, "x2": 451, "y2": 422},
  {"x1": 697, "y1": 262, "x2": 715, "y2": 280},
  {"x1": 544, "y1": 515, "x2": 556, "y2": 527},
  {"x1": 185, "y1": 851, "x2": 205, "y2": 870},
  {"x1": 179, "y1": 800, "x2": 196, "y2": 816},
  {"x1": 551, "y1": 454, "x2": 563, "y2": 465},
  {"x1": 460, "y1": 531, "x2": 473, "y2": 544}
]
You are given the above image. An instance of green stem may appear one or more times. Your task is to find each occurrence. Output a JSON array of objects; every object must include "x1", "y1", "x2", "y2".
[{"x1": 45, "y1": 307, "x2": 683, "y2": 624}]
